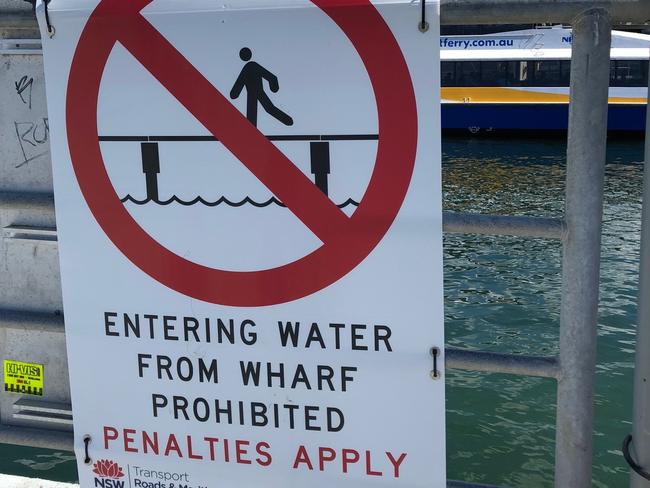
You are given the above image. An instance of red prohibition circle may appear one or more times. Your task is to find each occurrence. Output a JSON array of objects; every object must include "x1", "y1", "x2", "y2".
[{"x1": 66, "y1": 0, "x2": 418, "y2": 307}]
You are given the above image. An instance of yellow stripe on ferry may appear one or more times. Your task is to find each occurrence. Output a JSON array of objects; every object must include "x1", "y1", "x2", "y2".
[{"x1": 441, "y1": 87, "x2": 647, "y2": 104}]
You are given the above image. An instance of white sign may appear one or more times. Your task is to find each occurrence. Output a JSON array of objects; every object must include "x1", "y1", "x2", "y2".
[{"x1": 38, "y1": 0, "x2": 445, "y2": 486}]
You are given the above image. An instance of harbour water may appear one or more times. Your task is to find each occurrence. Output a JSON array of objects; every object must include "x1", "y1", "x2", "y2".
[
  {"x1": 444, "y1": 136, "x2": 643, "y2": 487},
  {"x1": 0, "y1": 136, "x2": 645, "y2": 487}
]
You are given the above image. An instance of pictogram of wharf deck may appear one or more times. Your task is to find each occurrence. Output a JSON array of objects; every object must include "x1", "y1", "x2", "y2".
[{"x1": 99, "y1": 134, "x2": 379, "y2": 201}]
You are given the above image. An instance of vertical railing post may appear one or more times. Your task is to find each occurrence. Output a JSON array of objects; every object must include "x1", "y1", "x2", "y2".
[
  {"x1": 555, "y1": 8, "x2": 611, "y2": 488},
  {"x1": 630, "y1": 60, "x2": 650, "y2": 488}
]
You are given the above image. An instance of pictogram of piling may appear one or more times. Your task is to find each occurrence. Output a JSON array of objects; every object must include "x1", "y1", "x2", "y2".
[
  {"x1": 310, "y1": 141, "x2": 330, "y2": 195},
  {"x1": 140, "y1": 142, "x2": 160, "y2": 202}
]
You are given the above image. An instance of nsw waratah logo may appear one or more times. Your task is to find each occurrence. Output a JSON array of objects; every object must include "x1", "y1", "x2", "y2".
[
  {"x1": 93, "y1": 459, "x2": 124, "y2": 478},
  {"x1": 92, "y1": 459, "x2": 125, "y2": 488}
]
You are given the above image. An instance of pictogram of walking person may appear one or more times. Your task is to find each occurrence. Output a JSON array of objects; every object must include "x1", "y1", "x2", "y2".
[{"x1": 230, "y1": 47, "x2": 294, "y2": 127}]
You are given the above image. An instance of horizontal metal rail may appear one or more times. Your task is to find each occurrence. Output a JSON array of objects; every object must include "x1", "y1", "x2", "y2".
[
  {"x1": 446, "y1": 348, "x2": 560, "y2": 379},
  {"x1": 0, "y1": 195, "x2": 565, "y2": 241},
  {"x1": 2, "y1": 225, "x2": 57, "y2": 243},
  {"x1": 448, "y1": 481, "x2": 509, "y2": 488},
  {"x1": 0, "y1": 10, "x2": 37, "y2": 29},
  {"x1": 443, "y1": 212, "x2": 565, "y2": 240},
  {"x1": 0, "y1": 424, "x2": 73, "y2": 451},
  {"x1": 2, "y1": 0, "x2": 650, "y2": 27},
  {"x1": 13, "y1": 398, "x2": 72, "y2": 416},
  {"x1": 1, "y1": 312, "x2": 561, "y2": 380},
  {"x1": 0, "y1": 209, "x2": 564, "y2": 242},
  {"x1": 0, "y1": 191, "x2": 55, "y2": 217},
  {"x1": 0, "y1": 312, "x2": 561, "y2": 382},
  {"x1": 0, "y1": 309, "x2": 64, "y2": 333},
  {"x1": 439, "y1": 0, "x2": 650, "y2": 24}
]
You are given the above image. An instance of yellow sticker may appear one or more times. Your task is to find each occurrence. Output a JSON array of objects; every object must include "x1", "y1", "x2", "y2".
[{"x1": 3, "y1": 359, "x2": 44, "y2": 396}]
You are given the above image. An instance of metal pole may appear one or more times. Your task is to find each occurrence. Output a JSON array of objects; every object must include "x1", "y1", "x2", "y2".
[
  {"x1": 439, "y1": 0, "x2": 650, "y2": 25},
  {"x1": 629, "y1": 59, "x2": 650, "y2": 488},
  {"x1": 446, "y1": 348, "x2": 559, "y2": 379},
  {"x1": 555, "y1": 8, "x2": 611, "y2": 488},
  {"x1": 0, "y1": 425, "x2": 73, "y2": 451}
]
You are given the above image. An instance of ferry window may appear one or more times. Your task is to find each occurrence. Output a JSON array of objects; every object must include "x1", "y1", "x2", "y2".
[
  {"x1": 532, "y1": 60, "x2": 562, "y2": 86},
  {"x1": 441, "y1": 61, "x2": 455, "y2": 87},
  {"x1": 440, "y1": 60, "x2": 574, "y2": 87},
  {"x1": 455, "y1": 61, "x2": 481, "y2": 86},
  {"x1": 611, "y1": 60, "x2": 649, "y2": 87},
  {"x1": 560, "y1": 61, "x2": 571, "y2": 86},
  {"x1": 506, "y1": 61, "x2": 529, "y2": 86},
  {"x1": 481, "y1": 61, "x2": 509, "y2": 86}
]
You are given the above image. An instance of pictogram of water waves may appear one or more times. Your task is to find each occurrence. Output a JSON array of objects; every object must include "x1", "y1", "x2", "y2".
[{"x1": 120, "y1": 195, "x2": 360, "y2": 208}]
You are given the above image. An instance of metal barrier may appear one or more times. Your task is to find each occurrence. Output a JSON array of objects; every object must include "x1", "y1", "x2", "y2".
[
  {"x1": 0, "y1": 1, "x2": 649, "y2": 488},
  {"x1": 630, "y1": 37, "x2": 650, "y2": 488}
]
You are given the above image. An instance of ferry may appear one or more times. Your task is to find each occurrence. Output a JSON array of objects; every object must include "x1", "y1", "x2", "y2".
[{"x1": 440, "y1": 26, "x2": 649, "y2": 133}]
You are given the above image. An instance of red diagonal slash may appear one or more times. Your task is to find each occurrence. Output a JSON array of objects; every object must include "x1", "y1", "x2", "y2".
[{"x1": 113, "y1": 2, "x2": 350, "y2": 245}]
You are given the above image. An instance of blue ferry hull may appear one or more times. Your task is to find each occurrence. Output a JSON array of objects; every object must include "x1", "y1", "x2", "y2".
[{"x1": 441, "y1": 103, "x2": 647, "y2": 133}]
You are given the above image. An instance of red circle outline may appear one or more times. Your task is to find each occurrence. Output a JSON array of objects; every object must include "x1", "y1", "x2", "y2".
[{"x1": 66, "y1": 0, "x2": 418, "y2": 306}]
